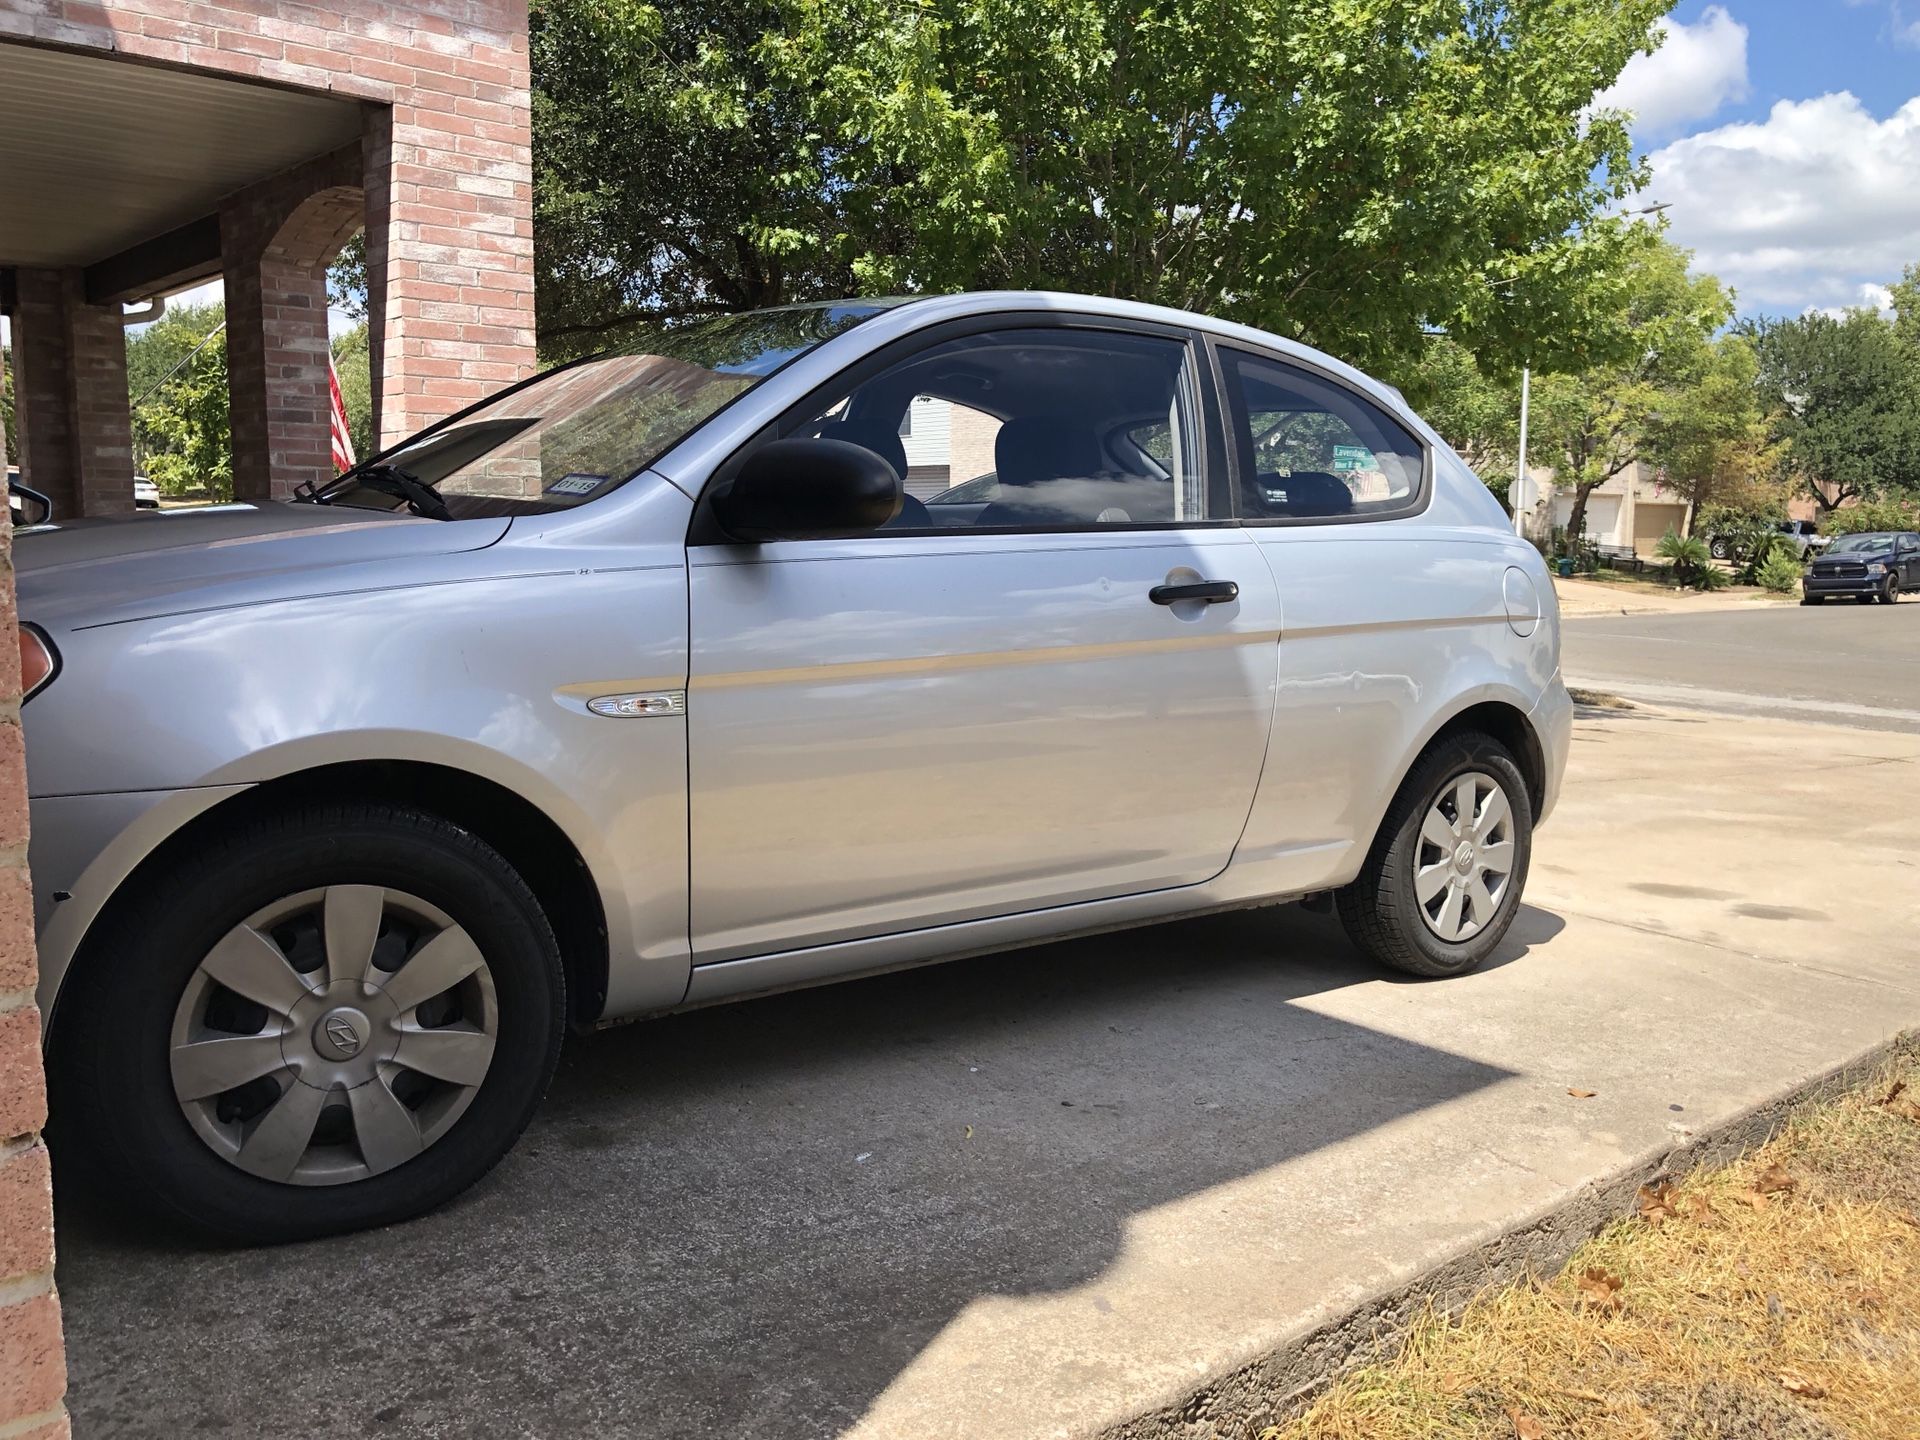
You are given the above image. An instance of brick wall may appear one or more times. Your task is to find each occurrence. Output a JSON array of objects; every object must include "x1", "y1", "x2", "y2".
[
  {"x1": 8, "y1": 271, "x2": 136, "y2": 521},
  {"x1": 3, "y1": 0, "x2": 537, "y2": 474},
  {"x1": 0, "y1": 382, "x2": 67, "y2": 1438}
]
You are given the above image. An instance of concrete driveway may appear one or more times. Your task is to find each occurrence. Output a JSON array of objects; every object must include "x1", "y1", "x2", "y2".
[{"x1": 54, "y1": 698, "x2": 1920, "y2": 1439}]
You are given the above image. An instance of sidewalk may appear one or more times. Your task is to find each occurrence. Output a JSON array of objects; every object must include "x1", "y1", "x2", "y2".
[{"x1": 1553, "y1": 575, "x2": 1794, "y2": 618}]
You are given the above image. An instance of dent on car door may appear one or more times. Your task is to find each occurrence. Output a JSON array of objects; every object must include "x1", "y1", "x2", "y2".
[{"x1": 685, "y1": 321, "x2": 1281, "y2": 963}]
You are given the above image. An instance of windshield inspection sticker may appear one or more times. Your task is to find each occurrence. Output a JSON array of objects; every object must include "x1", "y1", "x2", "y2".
[{"x1": 546, "y1": 473, "x2": 608, "y2": 497}]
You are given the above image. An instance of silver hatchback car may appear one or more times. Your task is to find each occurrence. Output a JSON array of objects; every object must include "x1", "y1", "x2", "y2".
[{"x1": 20, "y1": 293, "x2": 1569, "y2": 1241}]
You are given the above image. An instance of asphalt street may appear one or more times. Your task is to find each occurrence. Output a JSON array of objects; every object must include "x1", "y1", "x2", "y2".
[{"x1": 1564, "y1": 601, "x2": 1920, "y2": 732}]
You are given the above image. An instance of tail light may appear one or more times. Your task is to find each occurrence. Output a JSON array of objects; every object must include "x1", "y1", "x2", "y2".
[{"x1": 19, "y1": 626, "x2": 57, "y2": 702}]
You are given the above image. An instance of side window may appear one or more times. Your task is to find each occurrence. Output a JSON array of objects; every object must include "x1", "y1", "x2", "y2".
[
  {"x1": 787, "y1": 327, "x2": 1220, "y2": 530},
  {"x1": 1220, "y1": 349, "x2": 1425, "y2": 521}
]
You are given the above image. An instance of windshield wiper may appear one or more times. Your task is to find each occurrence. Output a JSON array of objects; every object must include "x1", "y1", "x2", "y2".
[{"x1": 329, "y1": 463, "x2": 453, "y2": 521}]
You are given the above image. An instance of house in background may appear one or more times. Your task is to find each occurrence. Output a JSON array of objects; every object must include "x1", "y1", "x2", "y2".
[
  {"x1": 1518, "y1": 460, "x2": 1689, "y2": 556},
  {"x1": 899, "y1": 394, "x2": 1002, "y2": 498}
]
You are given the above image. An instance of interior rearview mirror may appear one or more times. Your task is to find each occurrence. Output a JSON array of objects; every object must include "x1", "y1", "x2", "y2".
[{"x1": 711, "y1": 438, "x2": 902, "y2": 543}]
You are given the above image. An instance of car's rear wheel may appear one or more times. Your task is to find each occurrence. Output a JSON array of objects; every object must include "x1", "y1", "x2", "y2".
[
  {"x1": 1337, "y1": 732, "x2": 1533, "y2": 978},
  {"x1": 1709, "y1": 538, "x2": 1730, "y2": 560},
  {"x1": 52, "y1": 801, "x2": 564, "y2": 1244}
]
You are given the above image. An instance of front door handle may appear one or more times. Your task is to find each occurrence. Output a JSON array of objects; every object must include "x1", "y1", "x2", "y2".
[{"x1": 1149, "y1": 580, "x2": 1238, "y2": 606}]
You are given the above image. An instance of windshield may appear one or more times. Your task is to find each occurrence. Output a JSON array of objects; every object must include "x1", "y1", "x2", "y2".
[
  {"x1": 316, "y1": 303, "x2": 892, "y2": 518},
  {"x1": 1826, "y1": 533, "x2": 1894, "y2": 554}
]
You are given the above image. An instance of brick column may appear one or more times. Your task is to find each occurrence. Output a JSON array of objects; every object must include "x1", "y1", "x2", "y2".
[
  {"x1": 221, "y1": 161, "x2": 364, "y2": 503},
  {"x1": 0, "y1": 392, "x2": 67, "y2": 1438},
  {"x1": 8, "y1": 270, "x2": 135, "y2": 520},
  {"x1": 363, "y1": 31, "x2": 537, "y2": 449}
]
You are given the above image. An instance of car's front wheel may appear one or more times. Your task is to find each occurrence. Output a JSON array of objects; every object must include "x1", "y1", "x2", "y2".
[
  {"x1": 52, "y1": 801, "x2": 565, "y2": 1244},
  {"x1": 1881, "y1": 576, "x2": 1901, "y2": 604},
  {"x1": 1337, "y1": 732, "x2": 1533, "y2": 978}
]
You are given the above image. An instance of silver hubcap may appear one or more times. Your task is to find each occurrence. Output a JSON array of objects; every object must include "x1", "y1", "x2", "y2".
[
  {"x1": 1414, "y1": 771, "x2": 1516, "y2": 943},
  {"x1": 169, "y1": 885, "x2": 498, "y2": 1187}
]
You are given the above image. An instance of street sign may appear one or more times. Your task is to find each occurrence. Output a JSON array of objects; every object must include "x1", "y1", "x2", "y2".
[{"x1": 1332, "y1": 443, "x2": 1374, "y2": 472}]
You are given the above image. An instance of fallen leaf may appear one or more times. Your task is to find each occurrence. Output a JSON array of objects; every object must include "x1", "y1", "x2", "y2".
[
  {"x1": 1879, "y1": 1079, "x2": 1908, "y2": 1108},
  {"x1": 1506, "y1": 1405, "x2": 1548, "y2": 1440},
  {"x1": 1752, "y1": 1163, "x2": 1796, "y2": 1196},
  {"x1": 1576, "y1": 1266, "x2": 1624, "y2": 1313},
  {"x1": 1777, "y1": 1372, "x2": 1827, "y2": 1399},
  {"x1": 1739, "y1": 1189, "x2": 1771, "y2": 1212},
  {"x1": 1680, "y1": 1193, "x2": 1714, "y2": 1223},
  {"x1": 964, "y1": 1125, "x2": 974, "y2": 1140},
  {"x1": 1637, "y1": 1180, "x2": 1676, "y2": 1224},
  {"x1": 1568, "y1": 1088, "x2": 1598, "y2": 1099}
]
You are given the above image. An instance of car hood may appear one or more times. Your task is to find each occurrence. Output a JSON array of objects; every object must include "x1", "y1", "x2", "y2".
[
  {"x1": 1812, "y1": 548, "x2": 1892, "y2": 565},
  {"x1": 15, "y1": 501, "x2": 511, "y2": 630}
]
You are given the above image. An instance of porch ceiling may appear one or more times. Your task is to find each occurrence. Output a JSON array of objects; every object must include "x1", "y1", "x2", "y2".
[{"x1": 0, "y1": 40, "x2": 365, "y2": 275}]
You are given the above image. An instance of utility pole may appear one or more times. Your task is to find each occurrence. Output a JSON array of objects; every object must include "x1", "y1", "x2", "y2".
[{"x1": 1514, "y1": 365, "x2": 1530, "y2": 538}]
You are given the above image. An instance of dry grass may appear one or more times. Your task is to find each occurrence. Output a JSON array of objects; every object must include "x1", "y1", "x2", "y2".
[
  {"x1": 1264, "y1": 1046, "x2": 1920, "y2": 1440},
  {"x1": 1566, "y1": 688, "x2": 1635, "y2": 711}
]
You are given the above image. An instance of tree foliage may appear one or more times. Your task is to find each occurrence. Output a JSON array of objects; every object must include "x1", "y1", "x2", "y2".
[
  {"x1": 331, "y1": 323, "x2": 375, "y2": 466},
  {"x1": 1745, "y1": 307, "x2": 1920, "y2": 513},
  {"x1": 532, "y1": 0, "x2": 1670, "y2": 373},
  {"x1": 1647, "y1": 333, "x2": 1782, "y2": 525},
  {"x1": 1522, "y1": 235, "x2": 1732, "y2": 543},
  {"x1": 127, "y1": 303, "x2": 232, "y2": 499}
]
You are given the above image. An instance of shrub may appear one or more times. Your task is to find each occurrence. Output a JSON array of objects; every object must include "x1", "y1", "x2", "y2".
[
  {"x1": 1755, "y1": 548, "x2": 1803, "y2": 594},
  {"x1": 1655, "y1": 529, "x2": 1725, "y2": 591}
]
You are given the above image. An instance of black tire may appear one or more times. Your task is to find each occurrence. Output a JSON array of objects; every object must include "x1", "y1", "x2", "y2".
[
  {"x1": 1801, "y1": 595, "x2": 1824, "y2": 606},
  {"x1": 1881, "y1": 578, "x2": 1901, "y2": 605},
  {"x1": 1709, "y1": 538, "x2": 1730, "y2": 560},
  {"x1": 1337, "y1": 731, "x2": 1533, "y2": 978},
  {"x1": 50, "y1": 801, "x2": 565, "y2": 1244}
]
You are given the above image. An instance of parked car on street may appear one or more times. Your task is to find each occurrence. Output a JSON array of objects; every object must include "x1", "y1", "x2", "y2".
[
  {"x1": 134, "y1": 475, "x2": 161, "y2": 509},
  {"x1": 1802, "y1": 531, "x2": 1920, "y2": 604},
  {"x1": 1707, "y1": 518, "x2": 1827, "y2": 561},
  {"x1": 18, "y1": 292, "x2": 1570, "y2": 1242}
]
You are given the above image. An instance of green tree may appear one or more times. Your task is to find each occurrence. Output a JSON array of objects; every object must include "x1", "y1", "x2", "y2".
[
  {"x1": 1648, "y1": 333, "x2": 1782, "y2": 530},
  {"x1": 330, "y1": 323, "x2": 375, "y2": 466},
  {"x1": 1746, "y1": 307, "x2": 1920, "y2": 514},
  {"x1": 1393, "y1": 333, "x2": 1519, "y2": 496},
  {"x1": 1890, "y1": 262, "x2": 1920, "y2": 358},
  {"x1": 533, "y1": 0, "x2": 1670, "y2": 374},
  {"x1": 532, "y1": 0, "x2": 865, "y2": 357},
  {"x1": 1525, "y1": 237, "x2": 1732, "y2": 544},
  {"x1": 127, "y1": 303, "x2": 231, "y2": 498},
  {"x1": 2, "y1": 344, "x2": 15, "y2": 467}
]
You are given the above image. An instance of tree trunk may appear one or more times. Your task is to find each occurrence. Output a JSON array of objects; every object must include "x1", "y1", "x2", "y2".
[{"x1": 1564, "y1": 482, "x2": 1598, "y2": 552}]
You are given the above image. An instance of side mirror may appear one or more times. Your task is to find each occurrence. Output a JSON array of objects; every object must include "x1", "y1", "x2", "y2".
[
  {"x1": 711, "y1": 438, "x2": 901, "y2": 542},
  {"x1": 8, "y1": 484, "x2": 53, "y2": 528}
]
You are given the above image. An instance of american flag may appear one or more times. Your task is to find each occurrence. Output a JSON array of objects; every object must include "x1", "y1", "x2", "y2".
[{"x1": 329, "y1": 357, "x2": 357, "y2": 473}]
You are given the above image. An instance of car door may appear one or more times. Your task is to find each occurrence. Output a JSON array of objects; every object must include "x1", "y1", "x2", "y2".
[
  {"x1": 1899, "y1": 533, "x2": 1920, "y2": 587},
  {"x1": 685, "y1": 318, "x2": 1281, "y2": 963}
]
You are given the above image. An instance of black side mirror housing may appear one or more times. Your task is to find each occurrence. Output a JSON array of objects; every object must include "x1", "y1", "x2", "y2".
[
  {"x1": 710, "y1": 438, "x2": 901, "y2": 542},
  {"x1": 8, "y1": 484, "x2": 53, "y2": 528}
]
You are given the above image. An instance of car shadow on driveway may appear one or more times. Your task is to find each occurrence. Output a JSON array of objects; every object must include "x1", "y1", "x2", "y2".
[{"x1": 55, "y1": 903, "x2": 1563, "y2": 1439}]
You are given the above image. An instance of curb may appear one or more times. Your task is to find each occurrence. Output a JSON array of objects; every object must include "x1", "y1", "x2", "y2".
[{"x1": 1099, "y1": 1029, "x2": 1917, "y2": 1440}]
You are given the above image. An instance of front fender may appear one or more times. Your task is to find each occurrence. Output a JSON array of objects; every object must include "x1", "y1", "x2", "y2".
[{"x1": 25, "y1": 547, "x2": 693, "y2": 1021}]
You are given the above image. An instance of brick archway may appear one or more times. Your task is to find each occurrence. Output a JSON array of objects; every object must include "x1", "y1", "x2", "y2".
[{"x1": 220, "y1": 152, "x2": 368, "y2": 500}]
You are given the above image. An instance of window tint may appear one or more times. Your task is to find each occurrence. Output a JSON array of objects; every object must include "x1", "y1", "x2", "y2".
[
  {"x1": 788, "y1": 328, "x2": 1220, "y2": 530},
  {"x1": 1221, "y1": 350, "x2": 1424, "y2": 521}
]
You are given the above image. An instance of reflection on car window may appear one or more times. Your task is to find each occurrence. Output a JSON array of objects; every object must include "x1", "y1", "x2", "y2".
[
  {"x1": 1222, "y1": 350, "x2": 1424, "y2": 520},
  {"x1": 321, "y1": 303, "x2": 888, "y2": 518},
  {"x1": 790, "y1": 328, "x2": 1218, "y2": 531}
]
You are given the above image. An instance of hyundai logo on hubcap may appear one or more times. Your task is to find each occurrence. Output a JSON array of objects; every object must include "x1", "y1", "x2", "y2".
[{"x1": 315, "y1": 1008, "x2": 368, "y2": 1061}]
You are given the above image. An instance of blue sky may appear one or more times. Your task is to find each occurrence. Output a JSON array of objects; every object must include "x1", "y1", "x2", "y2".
[{"x1": 1600, "y1": 1, "x2": 1920, "y2": 315}]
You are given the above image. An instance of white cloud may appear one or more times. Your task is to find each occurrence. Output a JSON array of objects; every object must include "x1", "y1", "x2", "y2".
[
  {"x1": 1594, "y1": 5, "x2": 1750, "y2": 137},
  {"x1": 1649, "y1": 92, "x2": 1920, "y2": 312}
]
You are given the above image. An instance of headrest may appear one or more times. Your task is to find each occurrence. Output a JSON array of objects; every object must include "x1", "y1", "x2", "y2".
[{"x1": 994, "y1": 417, "x2": 1105, "y2": 488}]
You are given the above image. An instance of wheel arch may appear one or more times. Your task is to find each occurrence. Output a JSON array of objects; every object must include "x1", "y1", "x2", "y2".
[
  {"x1": 54, "y1": 760, "x2": 612, "y2": 1036},
  {"x1": 1374, "y1": 691, "x2": 1549, "y2": 850}
]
